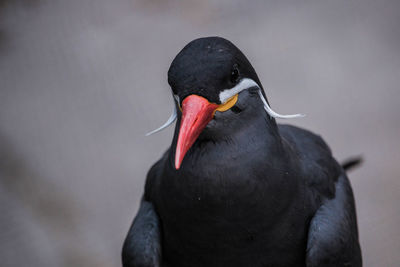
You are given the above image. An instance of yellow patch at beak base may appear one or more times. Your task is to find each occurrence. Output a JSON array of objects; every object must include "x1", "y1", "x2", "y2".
[{"x1": 214, "y1": 94, "x2": 238, "y2": 114}]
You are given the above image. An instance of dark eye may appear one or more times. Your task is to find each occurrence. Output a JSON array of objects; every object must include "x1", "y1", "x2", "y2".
[{"x1": 230, "y1": 65, "x2": 240, "y2": 84}]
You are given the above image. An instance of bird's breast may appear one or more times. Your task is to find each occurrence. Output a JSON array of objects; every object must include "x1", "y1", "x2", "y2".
[{"x1": 155, "y1": 153, "x2": 303, "y2": 267}]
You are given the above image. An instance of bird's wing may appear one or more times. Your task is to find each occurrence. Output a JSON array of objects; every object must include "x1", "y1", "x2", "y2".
[
  {"x1": 306, "y1": 173, "x2": 362, "y2": 267},
  {"x1": 122, "y1": 200, "x2": 162, "y2": 267},
  {"x1": 122, "y1": 152, "x2": 169, "y2": 267},
  {"x1": 278, "y1": 124, "x2": 341, "y2": 197}
]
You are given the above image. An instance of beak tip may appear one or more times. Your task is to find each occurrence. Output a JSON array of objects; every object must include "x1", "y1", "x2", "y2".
[
  {"x1": 175, "y1": 162, "x2": 181, "y2": 170},
  {"x1": 174, "y1": 154, "x2": 181, "y2": 170}
]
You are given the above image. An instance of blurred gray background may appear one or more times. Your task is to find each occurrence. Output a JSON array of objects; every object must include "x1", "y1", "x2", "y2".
[{"x1": 0, "y1": 0, "x2": 399, "y2": 266}]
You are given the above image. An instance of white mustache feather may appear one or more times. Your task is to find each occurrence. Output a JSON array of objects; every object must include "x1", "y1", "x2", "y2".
[
  {"x1": 146, "y1": 80, "x2": 304, "y2": 136},
  {"x1": 257, "y1": 89, "x2": 305, "y2": 119},
  {"x1": 145, "y1": 105, "x2": 177, "y2": 136}
]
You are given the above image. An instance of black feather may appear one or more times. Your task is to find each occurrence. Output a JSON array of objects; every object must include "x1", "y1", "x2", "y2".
[{"x1": 342, "y1": 156, "x2": 363, "y2": 172}]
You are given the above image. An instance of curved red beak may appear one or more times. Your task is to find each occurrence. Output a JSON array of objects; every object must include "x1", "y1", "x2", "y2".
[{"x1": 175, "y1": 95, "x2": 218, "y2": 169}]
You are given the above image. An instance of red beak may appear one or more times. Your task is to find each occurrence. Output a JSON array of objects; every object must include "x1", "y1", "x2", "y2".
[{"x1": 175, "y1": 95, "x2": 218, "y2": 169}]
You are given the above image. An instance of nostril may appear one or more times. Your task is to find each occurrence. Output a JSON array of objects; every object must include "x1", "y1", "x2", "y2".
[{"x1": 231, "y1": 105, "x2": 242, "y2": 114}]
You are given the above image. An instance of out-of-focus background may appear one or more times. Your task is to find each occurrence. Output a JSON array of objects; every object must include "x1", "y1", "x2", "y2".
[{"x1": 0, "y1": 0, "x2": 399, "y2": 266}]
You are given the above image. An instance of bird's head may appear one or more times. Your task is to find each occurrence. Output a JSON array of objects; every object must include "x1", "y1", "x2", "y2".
[{"x1": 147, "y1": 37, "x2": 303, "y2": 170}]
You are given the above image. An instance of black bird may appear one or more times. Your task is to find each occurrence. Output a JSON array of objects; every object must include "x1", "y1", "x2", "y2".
[{"x1": 122, "y1": 37, "x2": 362, "y2": 267}]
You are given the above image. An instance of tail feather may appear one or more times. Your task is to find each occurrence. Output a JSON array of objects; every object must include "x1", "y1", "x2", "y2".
[{"x1": 342, "y1": 156, "x2": 363, "y2": 172}]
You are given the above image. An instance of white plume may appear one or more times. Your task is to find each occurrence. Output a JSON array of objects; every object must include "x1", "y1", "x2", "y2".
[
  {"x1": 257, "y1": 89, "x2": 305, "y2": 119},
  {"x1": 145, "y1": 105, "x2": 177, "y2": 136},
  {"x1": 145, "y1": 82, "x2": 304, "y2": 136}
]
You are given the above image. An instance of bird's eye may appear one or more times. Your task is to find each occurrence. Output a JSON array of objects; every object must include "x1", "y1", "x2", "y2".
[{"x1": 230, "y1": 65, "x2": 240, "y2": 84}]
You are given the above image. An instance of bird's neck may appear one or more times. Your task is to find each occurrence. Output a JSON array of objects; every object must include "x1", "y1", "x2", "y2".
[{"x1": 168, "y1": 114, "x2": 286, "y2": 175}]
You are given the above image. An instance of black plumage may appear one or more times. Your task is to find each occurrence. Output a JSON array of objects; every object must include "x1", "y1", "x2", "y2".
[{"x1": 122, "y1": 37, "x2": 362, "y2": 267}]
